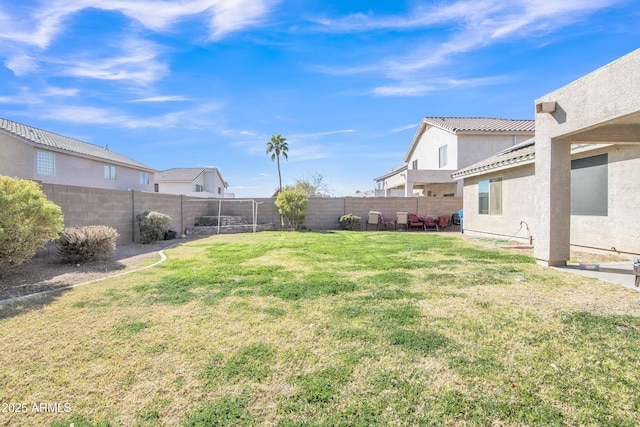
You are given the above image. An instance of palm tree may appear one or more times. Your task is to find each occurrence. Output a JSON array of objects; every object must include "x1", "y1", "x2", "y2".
[{"x1": 266, "y1": 134, "x2": 288, "y2": 192}]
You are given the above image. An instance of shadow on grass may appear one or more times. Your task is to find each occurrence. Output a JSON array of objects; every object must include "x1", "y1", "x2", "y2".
[{"x1": 0, "y1": 287, "x2": 70, "y2": 320}]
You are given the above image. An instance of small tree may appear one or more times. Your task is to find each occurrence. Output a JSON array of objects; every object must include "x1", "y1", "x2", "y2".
[
  {"x1": 294, "y1": 171, "x2": 331, "y2": 197},
  {"x1": 0, "y1": 176, "x2": 63, "y2": 272},
  {"x1": 275, "y1": 187, "x2": 307, "y2": 230},
  {"x1": 136, "y1": 211, "x2": 171, "y2": 243}
]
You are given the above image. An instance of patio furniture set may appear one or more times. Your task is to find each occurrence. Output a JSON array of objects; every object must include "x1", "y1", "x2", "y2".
[{"x1": 366, "y1": 211, "x2": 458, "y2": 232}]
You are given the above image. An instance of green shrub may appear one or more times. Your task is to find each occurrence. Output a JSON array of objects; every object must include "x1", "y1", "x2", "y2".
[
  {"x1": 275, "y1": 187, "x2": 307, "y2": 230},
  {"x1": 0, "y1": 176, "x2": 63, "y2": 272},
  {"x1": 136, "y1": 211, "x2": 171, "y2": 243},
  {"x1": 57, "y1": 225, "x2": 119, "y2": 263},
  {"x1": 338, "y1": 213, "x2": 361, "y2": 230}
]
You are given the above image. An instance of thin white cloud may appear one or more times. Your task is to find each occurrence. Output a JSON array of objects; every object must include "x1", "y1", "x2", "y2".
[
  {"x1": 373, "y1": 75, "x2": 508, "y2": 97},
  {"x1": 4, "y1": 55, "x2": 39, "y2": 76},
  {"x1": 386, "y1": 123, "x2": 420, "y2": 135},
  {"x1": 54, "y1": 38, "x2": 168, "y2": 84},
  {"x1": 129, "y1": 96, "x2": 192, "y2": 103},
  {"x1": 289, "y1": 129, "x2": 357, "y2": 138},
  {"x1": 0, "y1": 0, "x2": 278, "y2": 49},
  {"x1": 312, "y1": 0, "x2": 623, "y2": 82},
  {"x1": 33, "y1": 101, "x2": 223, "y2": 129}
]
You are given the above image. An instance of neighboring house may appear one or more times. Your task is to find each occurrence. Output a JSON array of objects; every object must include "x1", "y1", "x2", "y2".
[
  {"x1": 154, "y1": 168, "x2": 230, "y2": 198},
  {"x1": 453, "y1": 48, "x2": 640, "y2": 264},
  {"x1": 0, "y1": 117, "x2": 156, "y2": 191},
  {"x1": 375, "y1": 117, "x2": 534, "y2": 197}
]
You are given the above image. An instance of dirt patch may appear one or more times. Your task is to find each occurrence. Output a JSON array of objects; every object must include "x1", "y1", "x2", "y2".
[{"x1": 0, "y1": 239, "x2": 185, "y2": 302}]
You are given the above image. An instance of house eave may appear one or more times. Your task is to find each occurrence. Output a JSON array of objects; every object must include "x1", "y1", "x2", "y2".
[{"x1": 452, "y1": 155, "x2": 535, "y2": 179}]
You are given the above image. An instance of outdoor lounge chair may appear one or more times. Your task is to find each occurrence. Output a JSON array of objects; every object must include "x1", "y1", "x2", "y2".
[
  {"x1": 438, "y1": 215, "x2": 450, "y2": 229},
  {"x1": 396, "y1": 212, "x2": 409, "y2": 231},
  {"x1": 423, "y1": 216, "x2": 439, "y2": 231},
  {"x1": 379, "y1": 212, "x2": 396, "y2": 230},
  {"x1": 407, "y1": 213, "x2": 424, "y2": 231},
  {"x1": 366, "y1": 211, "x2": 382, "y2": 230}
]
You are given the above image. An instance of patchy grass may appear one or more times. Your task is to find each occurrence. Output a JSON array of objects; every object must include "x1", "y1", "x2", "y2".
[{"x1": 1, "y1": 231, "x2": 639, "y2": 426}]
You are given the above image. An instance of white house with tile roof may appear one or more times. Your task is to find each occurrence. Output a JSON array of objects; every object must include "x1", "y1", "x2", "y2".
[
  {"x1": 375, "y1": 117, "x2": 535, "y2": 197},
  {"x1": 453, "y1": 48, "x2": 640, "y2": 262},
  {"x1": 154, "y1": 168, "x2": 230, "y2": 198},
  {"x1": 0, "y1": 118, "x2": 156, "y2": 191}
]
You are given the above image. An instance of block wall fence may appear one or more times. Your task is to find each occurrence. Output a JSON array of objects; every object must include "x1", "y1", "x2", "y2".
[{"x1": 40, "y1": 183, "x2": 462, "y2": 244}]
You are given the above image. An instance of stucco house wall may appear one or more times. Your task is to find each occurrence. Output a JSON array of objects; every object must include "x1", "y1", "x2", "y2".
[
  {"x1": 461, "y1": 166, "x2": 536, "y2": 243},
  {"x1": 460, "y1": 144, "x2": 640, "y2": 255},
  {"x1": 457, "y1": 134, "x2": 531, "y2": 169},
  {"x1": 0, "y1": 132, "x2": 33, "y2": 178},
  {"x1": 0, "y1": 118, "x2": 155, "y2": 192},
  {"x1": 376, "y1": 118, "x2": 535, "y2": 197},
  {"x1": 406, "y1": 128, "x2": 457, "y2": 170}
]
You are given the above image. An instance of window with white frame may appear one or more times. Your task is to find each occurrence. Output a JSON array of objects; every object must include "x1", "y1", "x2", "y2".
[
  {"x1": 478, "y1": 177, "x2": 502, "y2": 215},
  {"x1": 439, "y1": 145, "x2": 448, "y2": 168},
  {"x1": 194, "y1": 184, "x2": 203, "y2": 192},
  {"x1": 37, "y1": 151, "x2": 56, "y2": 175},
  {"x1": 412, "y1": 159, "x2": 418, "y2": 170},
  {"x1": 140, "y1": 172, "x2": 149, "y2": 185},
  {"x1": 104, "y1": 165, "x2": 117, "y2": 180}
]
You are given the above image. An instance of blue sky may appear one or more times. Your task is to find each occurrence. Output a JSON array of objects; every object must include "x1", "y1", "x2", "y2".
[{"x1": 0, "y1": 1, "x2": 638, "y2": 197}]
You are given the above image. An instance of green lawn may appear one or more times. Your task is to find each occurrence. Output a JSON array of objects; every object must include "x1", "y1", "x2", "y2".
[{"x1": 1, "y1": 231, "x2": 639, "y2": 426}]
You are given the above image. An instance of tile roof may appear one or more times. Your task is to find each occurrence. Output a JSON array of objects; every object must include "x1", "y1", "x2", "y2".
[
  {"x1": 155, "y1": 168, "x2": 221, "y2": 182},
  {"x1": 374, "y1": 163, "x2": 408, "y2": 181},
  {"x1": 424, "y1": 117, "x2": 535, "y2": 133},
  {"x1": 0, "y1": 117, "x2": 155, "y2": 171},
  {"x1": 452, "y1": 138, "x2": 536, "y2": 178}
]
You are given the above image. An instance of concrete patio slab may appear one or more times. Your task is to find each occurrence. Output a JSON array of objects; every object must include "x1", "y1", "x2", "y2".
[{"x1": 553, "y1": 261, "x2": 639, "y2": 291}]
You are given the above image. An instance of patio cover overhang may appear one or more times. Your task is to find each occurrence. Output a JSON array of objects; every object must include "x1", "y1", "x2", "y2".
[{"x1": 534, "y1": 48, "x2": 640, "y2": 266}]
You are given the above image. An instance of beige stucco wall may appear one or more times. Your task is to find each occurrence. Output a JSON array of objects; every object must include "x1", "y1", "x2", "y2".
[
  {"x1": 457, "y1": 134, "x2": 531, "y2": 169},
  {"x1": 0, "y1": 133, "x2": 35, "y2": 178},
  {"x1": 569, "y1": 145, "x2": 640, "y2": 255},
  {"x1": 534, "y1": 48, "x2": 640, "y2": 264},
  {"x1": 203, "y1": 171, "x2": 224, "y2": 195},
  {"x1": 461, "y1": 165, "x2": 536, "y2": 244},
  {"x1": 35, "y1": 150, "x2": 153, "y2": 191},
  {"x1": 406, "y1": 126, "x2": 457, "y2": 170},
  {"x1": 1, "y1": 134, "x2": 154, "y2": 191},
  {"x1": 462, "y1": 144, "x2": 640, "y2": 255}
]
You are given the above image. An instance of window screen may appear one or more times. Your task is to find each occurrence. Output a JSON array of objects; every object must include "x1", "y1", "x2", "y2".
[{"x1": 571, "y1": 154, "x2": 608, "y2": 216}]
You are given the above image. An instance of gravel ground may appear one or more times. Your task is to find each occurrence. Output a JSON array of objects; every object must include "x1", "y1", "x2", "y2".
[{"x1": 0, "y1": 239, "x2": 184, "y2": 302}]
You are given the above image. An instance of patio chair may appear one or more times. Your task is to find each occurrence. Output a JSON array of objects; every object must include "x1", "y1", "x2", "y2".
[
  {"x1": 407, "y1": 213, "x2": 424, "y2": 231},
  {"x1": 438, "y1": 215, "x2": 450, "y2": 229},
  {"x1": 366, "y1": 211, "x2": 382, "y2": 230},
  {"x1": 424, "y1": 216, "x2": 439, "y2": 231},
  {"x1": 396, "y1": 212, "x2": 409, "y2": 231},
  {"x1": 379, "y1": 212, "x2": 396, "y2": 230}
]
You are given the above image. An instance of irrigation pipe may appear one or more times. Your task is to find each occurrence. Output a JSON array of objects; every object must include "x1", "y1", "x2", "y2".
[{"x1": 0, "y1": 244, "x2": 175, "y2": 306}]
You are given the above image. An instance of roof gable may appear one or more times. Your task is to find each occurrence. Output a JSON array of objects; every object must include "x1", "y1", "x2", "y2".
[
  {"x1": 404, "y1": 117, "x2": 535, "y2": 162},
  {"x1": 0, "y1": 118, "x2": 155, "y2": 171},
  {"x1": 155, "y1": 168, "x2": 223, "y2": 183}
]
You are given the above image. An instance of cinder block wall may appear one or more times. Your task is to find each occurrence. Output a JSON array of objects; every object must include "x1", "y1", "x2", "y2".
[{"x1": 40, "y1": 183, "x2": 462, "y2": 241}]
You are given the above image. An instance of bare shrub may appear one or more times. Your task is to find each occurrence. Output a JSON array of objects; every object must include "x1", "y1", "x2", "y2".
[{"x1": 57, "y1": 226, "x2": 119, "y2": 263}]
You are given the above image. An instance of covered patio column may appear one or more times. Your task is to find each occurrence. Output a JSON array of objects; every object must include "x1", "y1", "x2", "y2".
[{"x1": 534, "y1": 120, "x2": 571, "y2": 266}]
